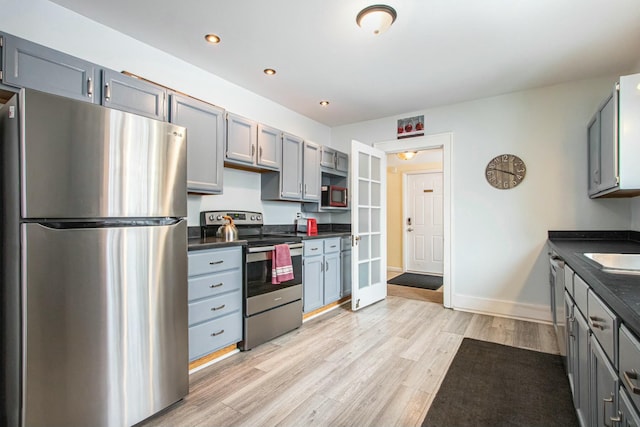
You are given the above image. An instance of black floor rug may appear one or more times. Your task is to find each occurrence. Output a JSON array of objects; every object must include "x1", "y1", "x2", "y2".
[
  {"x1": 387, "y1": 273, "x2": 442, "y2": 290},
  {"x1": 422, "y1": 338, "x2": 578, "y2": 427}
]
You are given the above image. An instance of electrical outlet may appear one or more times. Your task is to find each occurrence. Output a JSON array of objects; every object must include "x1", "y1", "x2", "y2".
[{"x1": 296, "y1": 212, "x2": 302, "y2": 219}]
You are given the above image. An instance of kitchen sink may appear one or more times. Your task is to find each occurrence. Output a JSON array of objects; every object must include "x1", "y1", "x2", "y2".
[{"x1": 583, "y1": 253, "x2": 640, "y2": 275}]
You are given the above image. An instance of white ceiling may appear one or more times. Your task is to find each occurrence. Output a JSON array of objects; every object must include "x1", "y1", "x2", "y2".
[{"x1": 50, "y1": 0, "x2": 640, "y2": 127}]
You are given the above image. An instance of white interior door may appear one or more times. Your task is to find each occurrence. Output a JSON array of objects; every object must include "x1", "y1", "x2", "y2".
[
  {"x1": 351, "y1": 140, "x2": 387, "y2": 311},
  {"x1": 405, "y1": 172, "x2": 444, "y2": 275}
]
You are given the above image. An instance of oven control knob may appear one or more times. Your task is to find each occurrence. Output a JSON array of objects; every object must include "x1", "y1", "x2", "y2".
[
  {"x1": 256, "y1": 215, "x2": 262, "y2": 221},
  {"x1": 216, "y1": 215, "x2": 223, "y2": 220},
  {"x1": 208, "y1": 214, "x2": 215, "y2": 221},
  {"x1": 250, "y1": 215, "x2": 256, "y2": 221}
]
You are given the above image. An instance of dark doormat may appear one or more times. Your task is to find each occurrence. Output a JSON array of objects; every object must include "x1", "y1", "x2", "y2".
[
  {"x1": 387, "y1": 273, "x2": 442, "y2": 290},
  {"x1": 422, "y1": 338, "x2": 578, "y2": 427}
]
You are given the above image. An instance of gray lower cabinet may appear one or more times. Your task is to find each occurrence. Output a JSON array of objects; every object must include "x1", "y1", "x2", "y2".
[
  {"x1": 590, "y1": 335, "x2": 618, "y2": 427},
  {"x1": 618, "y1": 387, "x2": 640, "y2": 427},
  {"x1": 619, "y1": 325, "x2": 640, "y2": 424},
  {"x1": 574, "y1": 306, "x2": 591, "y2": 427},
  {"x1": 341, "y1": 236, "x2": 352, "y2": 297},
  {"x1": 1, "y1": 33, "x2": 97, "y2": 103},
  {"x1": 169, "y1": 93, "x2": 224, "y2": 194},
  {"x1": 302, "y1": 238, "x2": 342, "y2": 313},
  {"x1": 187, "y1": 246, "x2": 242, "y2": 361},
  {"x1": 101, "y1": 69, "x2": 166, "y2": 120}
]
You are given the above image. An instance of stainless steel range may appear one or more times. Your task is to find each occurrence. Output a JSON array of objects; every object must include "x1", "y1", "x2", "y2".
[{"x1": 200, "y1": 211, "x2": 303, "y2": 350}]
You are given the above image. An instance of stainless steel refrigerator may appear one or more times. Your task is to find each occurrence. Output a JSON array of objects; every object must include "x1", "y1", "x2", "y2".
[{"x1": 0, "y1": 89, "x2": 189, "y2": 427}]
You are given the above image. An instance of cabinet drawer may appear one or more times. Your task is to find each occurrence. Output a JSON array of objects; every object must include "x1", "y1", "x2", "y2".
[
  {"x1": 188, "y1": 268, "x2": 242, "y2": 301},
  {"x1": 574, "y1": 274, "x2": 589, "y2": 316},
  {"x1": 324, "y1": 238, "x2": 340, "y2": 254},
  {"x1": 620, "y1": 325, "x2": 640, "y2": 410},
  {"x1": 588, "y1": 289, "x2": 617, "y2": 365},
  {"x1": 304, "y1": 240, "x2": 323, "y2": 256},
  {"x1": 189, "y1": 290, "x2": 241, "y2": 326},
  {"x1": 564, "y1": 265, "x2": 574, "y2": 297},
  {"x1": 188, "y1": 246, "x2": 242, "y2": 276},
  {"x1": 188, "y1": 312, "x2": 242, "y2": 361}
]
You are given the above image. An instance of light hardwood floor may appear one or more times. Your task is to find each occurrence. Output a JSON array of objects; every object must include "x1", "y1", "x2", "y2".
[{"x1": 141, "y1": 296, "x2": 558, "y2": 427}]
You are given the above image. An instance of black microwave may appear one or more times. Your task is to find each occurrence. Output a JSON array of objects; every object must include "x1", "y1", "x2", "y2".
[{"x1": 321, "y1": 185, "x2": 347, "y2": 207}]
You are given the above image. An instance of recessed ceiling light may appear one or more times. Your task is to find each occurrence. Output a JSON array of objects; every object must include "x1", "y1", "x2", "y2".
[
  {"x1": 319, "y1": 101, "x2": 330, "y2": 107},
  {"x1": 263, "y1": 68, "x2": 277, "y2": 75},
  {"x1": 356, "y1": 4, "x2": 397, "y2": 35},
  {"x1": 204, "y1": 34, "x2": 221, "y2": 44}
]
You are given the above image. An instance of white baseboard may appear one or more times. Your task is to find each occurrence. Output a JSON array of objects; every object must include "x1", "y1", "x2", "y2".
[
  {"x1": 453, "y1": 293, "x2": 553, "y2": 324},
  {"x1": 387, "y1": 266, "x2": 402, "y2": 272}
]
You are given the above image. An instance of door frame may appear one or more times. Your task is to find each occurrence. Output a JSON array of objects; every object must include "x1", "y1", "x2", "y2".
[
  {"x1": 402, "y1": 169, "x2": 443, "y2": 275},
  {"x1": 374, "y1": 132, "x2": 453, "y2": 308}
]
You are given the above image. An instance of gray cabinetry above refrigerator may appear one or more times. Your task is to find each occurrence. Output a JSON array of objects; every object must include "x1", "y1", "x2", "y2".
[
  {"x1": 101, "y1": 69, "x2": 167, "y2": 121},
  {"x1": 1, "y1": 33, "x2": 98, "y2": 103}
]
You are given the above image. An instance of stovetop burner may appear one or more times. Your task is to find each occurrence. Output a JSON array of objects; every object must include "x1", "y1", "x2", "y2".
[{"x1": 200, "y1": 210, "x2": 301, "y2": 246}]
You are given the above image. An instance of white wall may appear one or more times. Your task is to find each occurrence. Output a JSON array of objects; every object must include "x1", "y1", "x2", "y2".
[
  {"x1": 333, "y1": 78, "x2": 632, "y2": 322},
  {"x1": 0, "y1": 0, "x2": 332, "y2": 225}
]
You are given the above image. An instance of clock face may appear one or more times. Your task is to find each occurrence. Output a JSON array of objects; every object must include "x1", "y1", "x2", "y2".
[{"x1": 485, "y1": 154, "x2": 526, "y2": 189}]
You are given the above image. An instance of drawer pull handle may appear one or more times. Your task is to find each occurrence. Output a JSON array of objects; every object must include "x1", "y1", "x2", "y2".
[
  {"x1": 589, "y1": 315, "x2": 603, "y2": 322},
  {"x1": 311, "y1": 248, "x2": 319, "y2": 251},
  {"x1": 603, "y1": 395, "x2": 614, "y2": 427},
  {"x1": 211, "y1": 304, "x2": 226, "y2": 311},
  {"x1": 210, "y1": 282, "x2": 224, "y2": 288},
  {"x1": 623, "y1": 370, "x2": 640, "y2": 395},
  {"x1": 330, "y1": 245, "x2": 337, "y2": 248},
  {"x1": 209, "y1": 260, "x2": 224, "y2": 265},
  {"x1": 211, "y1": 329, "x2": 225, "y2": 337}
]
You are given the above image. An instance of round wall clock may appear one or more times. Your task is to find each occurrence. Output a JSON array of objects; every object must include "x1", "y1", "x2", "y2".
[{"x1": 485, "y1": 154, "x2": 526, "y2": 189}]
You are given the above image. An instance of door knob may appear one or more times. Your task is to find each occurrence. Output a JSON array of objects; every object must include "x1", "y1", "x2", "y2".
[{"x1": 407, "y1": 227, "x2": 414, "y2": 232}]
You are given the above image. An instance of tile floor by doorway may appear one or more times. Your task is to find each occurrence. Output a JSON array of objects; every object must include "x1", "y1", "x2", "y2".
[{"x1": 387, "y1": 270, "x2": 444, "y2": 304}]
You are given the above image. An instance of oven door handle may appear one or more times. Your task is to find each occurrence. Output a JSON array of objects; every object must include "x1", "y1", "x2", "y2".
[{"x1": 247, "y1": 242, "x2": 303, "y2": 254}]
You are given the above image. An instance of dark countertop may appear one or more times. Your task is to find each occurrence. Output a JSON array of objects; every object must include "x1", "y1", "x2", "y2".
[
  {"x1": 548, "y1": 230, "x2": 640, "y2": 338},
  {"x1": 289, "y1": 231, "x2": 351, "y2": 240},
  {"x1": 188, "y1": 237, "x2": 246, "y2": 251}
]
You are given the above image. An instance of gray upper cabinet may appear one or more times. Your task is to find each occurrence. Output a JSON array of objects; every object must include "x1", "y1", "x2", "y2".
[
  {"x1": 320, "y1": 146, "x2": 337, "y2": 168},
  {"x1": 336, "y1": 151, "x2": 349, "y2": 173},
  {"x1": 320, "y1": 145, "x2": 349, "y2": 176},
  {"x1": 101, "y1": 69, "x2": 166, "y2": 121},
  {"x1": 302, "y1": 141, "x2": 321, "y2": 201},
  {"x1": 225, "y1": 113, "x2": 257, "y2": 166},
  {"x1": 261, "y1": 134, "x2": 321, "y2": 202},
  {"x1": 256, "y1": 124, "x2": 281, "y2": 170},
  {"x1": 169, "y1": 93, "x2": 224, "y2": 194},
  {"x1": 225, "y1": 116, "x2": 280, "y2": 171},
  {"x1": 279, "y1": 133, "x2": 303, "y2": 199},
  {"x1": 1, "y1": 34, "x2": 97, "y2": 103},
  {"x1": 589, "y1": 73, "x2": 640, "y2": 198}
]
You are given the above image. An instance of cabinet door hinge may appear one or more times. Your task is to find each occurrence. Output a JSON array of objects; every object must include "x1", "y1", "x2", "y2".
[
  {"x1": 615, "y1": 82, "x2": 620, "y2": 91},
  {"x1": 616, "y1": 176, "x2": 620, "y2": 184},
  {"x1": 0, "y1": 70, "x2": 3, "y2": 81},
  {"x1": 0, "y1": 35, "x2": 3, "y2": 47}
]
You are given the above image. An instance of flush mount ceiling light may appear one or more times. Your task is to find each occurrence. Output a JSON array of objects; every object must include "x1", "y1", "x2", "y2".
[
  {"x1": 204, "y1": 34, "x2": 221, "y2": 44},
  {"x1": 396, "y1": 151, "x2": 417, "y2": 161},
  {"x1": 319, "y1": 100, "x2": 330, "y2": 107},
  {"x1": 263, "y1": 68, "x2": 277, "y2": 75},
  {"x1": 356, "y1": 4, "x2": 397, "y2": 35}
]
